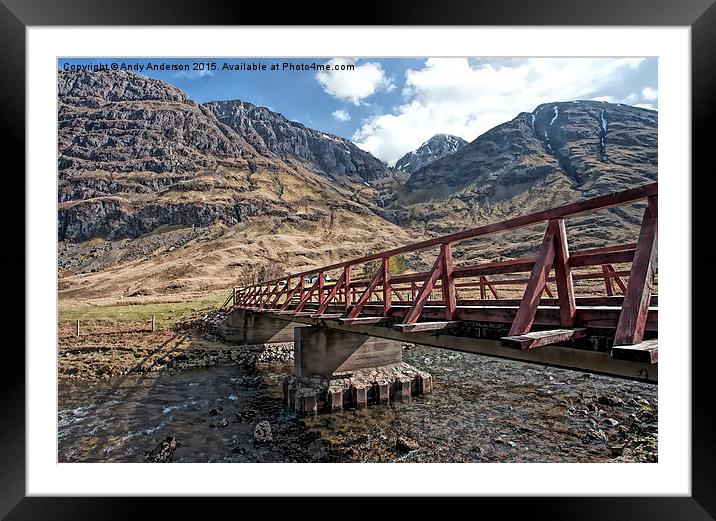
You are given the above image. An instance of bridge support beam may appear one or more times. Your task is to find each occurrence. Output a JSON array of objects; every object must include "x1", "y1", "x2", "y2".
[
  {"x1": 284, "y1": 325, "x2": 432, "y2": 415},
  {"x1": 219, "y1": 308, "x2": 306, "y2": 345}
]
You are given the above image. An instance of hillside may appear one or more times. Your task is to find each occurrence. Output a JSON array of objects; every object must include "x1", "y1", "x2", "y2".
[
  {"x1": 57, "y1": 70, "x2": 417, "y2": 299},
  {"x1": 390, "y1": 101, "x2": 657, "y2": 262}
]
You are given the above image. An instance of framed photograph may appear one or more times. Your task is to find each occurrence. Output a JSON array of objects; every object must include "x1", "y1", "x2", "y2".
[{"x1": 4, "y1": 0, "x2": 714, "y2": 517}]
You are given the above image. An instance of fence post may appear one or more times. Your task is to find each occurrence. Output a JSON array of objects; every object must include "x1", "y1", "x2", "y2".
[
  {"x1": 152, "y1": 314, "x2": 156, "y2": 332},
  {"x1": 76, "y1": 319, "x2": 80, "y2": 337}
]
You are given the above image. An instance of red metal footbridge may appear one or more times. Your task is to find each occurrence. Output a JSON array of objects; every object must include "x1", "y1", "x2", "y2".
[{"x1": 221, "y1": 183, "x2": 658, "y2": 382}]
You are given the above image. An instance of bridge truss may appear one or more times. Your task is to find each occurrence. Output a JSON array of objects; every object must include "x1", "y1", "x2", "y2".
[{"x1": 222, "y1": 183, "x2": 658, "y2": 382}]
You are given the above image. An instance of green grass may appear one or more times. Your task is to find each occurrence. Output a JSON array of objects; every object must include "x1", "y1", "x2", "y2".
[{"x1": 58, "y1": 292, "x2": 227, "y2": 327}]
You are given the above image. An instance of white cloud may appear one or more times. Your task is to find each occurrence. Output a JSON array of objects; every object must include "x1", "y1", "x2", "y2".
[
  {"x1": 317, "y1": 59, "x2": 394, "y2": 105},
  {"x1": 352, "y1": 58, "x2": 650, "y2": 164},
  {"x1": 332, "y1": 109, "x2": 351, "y2": 122},
  {"x1": 642, "y1": 87, "x2": 658, "y2": 101},
  {"x1": 174, "y1": 69, "x2": 214, "y2": 80}
]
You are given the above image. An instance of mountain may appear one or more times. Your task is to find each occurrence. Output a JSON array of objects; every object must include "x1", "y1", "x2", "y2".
[
  {"x1": 204, "y1": 99, "x2": 397, "y2": 184},
  {"x1": 395, "y1": 134, "x2": 468, "y2": 174},
  {"x1": 57, "y1": 70, "x2": 416, "y2": 298},
  {"x1": 396, "y1": 101, "x2": 656, "y2": 207},
  {"x1": 203, "y1": 99, "x2": 409, "y2": 209},
  {"x1": 391, "y1": 101, "x2": 657, "y2": 259}
]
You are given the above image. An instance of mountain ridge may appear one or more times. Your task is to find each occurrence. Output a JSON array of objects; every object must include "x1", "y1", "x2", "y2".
[{"x1": 204, "y1": 99, "x2": 399, "y2": 183}]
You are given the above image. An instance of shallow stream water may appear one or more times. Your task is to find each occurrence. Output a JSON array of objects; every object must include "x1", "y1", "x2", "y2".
[{"x1": 58, "y1": 345, "x2": 657, "y2": 462}]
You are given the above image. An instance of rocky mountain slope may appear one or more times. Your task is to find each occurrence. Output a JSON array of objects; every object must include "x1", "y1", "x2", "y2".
[
  {"x1": 204, "y1": 99, "x2": 396, "y2": 183},
  {"x1": 57, "y1": 70, "x2": 416, "y2": 298},
  {"x1": 391, "y1": 101, "x2": 657, "y2": 259},
  {"x1": 204, "y1": 99, "x2": 408, "y2": 209},
  {"x1": 396, "y1": 101, "x2": 656, "y2": 207},
  {"x1": 395, "y1": 134, "x2": 468, "y2": 174}
]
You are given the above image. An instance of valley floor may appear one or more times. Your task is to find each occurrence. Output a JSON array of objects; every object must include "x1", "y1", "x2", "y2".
[{"x1": 57, "y1": 296, "x2": 657, "y2": 463}]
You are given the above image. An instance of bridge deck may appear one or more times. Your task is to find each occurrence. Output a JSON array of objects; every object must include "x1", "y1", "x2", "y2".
[{"x1": 245, "y1": 308, "x2": 657, "y2": 382}]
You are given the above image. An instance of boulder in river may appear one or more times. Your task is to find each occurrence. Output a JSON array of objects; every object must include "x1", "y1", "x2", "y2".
[
  {"x1": 597, "y1": 394, "x2": 625, "y2": 407},
  {"x1": 145, "y1": 436, "x2": 178, "y2": 462},
  {"x1": 254, "y1": 421, "x2": 273, "y2": 443},
  {"x1": 396, "y1": 436, "x2": 420, "y2": 454}
]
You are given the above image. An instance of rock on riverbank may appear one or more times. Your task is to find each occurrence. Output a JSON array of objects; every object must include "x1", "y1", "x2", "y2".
[{"x1": 58, "y1": 318, "x2": 293, "y2": 380}]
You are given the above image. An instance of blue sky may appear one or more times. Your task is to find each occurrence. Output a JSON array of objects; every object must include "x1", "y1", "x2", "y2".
[{"x1": 59, "y1": 57, "x2": 657, "y2": 165}]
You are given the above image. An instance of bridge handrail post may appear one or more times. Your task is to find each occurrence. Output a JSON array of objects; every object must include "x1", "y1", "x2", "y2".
[
  {"x1": 318, "y1": 272, "x2": 325, "y2": 305},
  {"x1": 382, "y1": 257, "x2": 392, "y2": 316},
  {"x1": 344, "y1": 265, "x2": 351, "y2": 311},
  {"x1": 614, "y1": 195, "x2": 658, "y2": 345},
  {"x1": 316, "y1": 270, "x2": 347, "y2": 315},
  {"x1": 279, "y1": 278, "x2": 302, "y2": 311},
  {"x1": 550, "y1": 218, "x2": 576, "y2": 326},
  {"x1": 440, "y1": 243, "x2": 457, "y2": 320},
  {"x1": 508, "y1": 223, "x2": 557, "y2": 336},
  {"x1": 602, "y1": 265, "x2": 615, "y2": 295},
  {"x1": 257, "y1": 284, "x2": 264, "y2": 310},
  {"x1": 401, "y1": 248, "x2": 445, "y2": 325}
]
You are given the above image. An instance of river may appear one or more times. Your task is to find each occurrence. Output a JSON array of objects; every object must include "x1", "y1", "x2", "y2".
[{"x1": 58, "y1": 344, "x2": 657, "y2": 462}]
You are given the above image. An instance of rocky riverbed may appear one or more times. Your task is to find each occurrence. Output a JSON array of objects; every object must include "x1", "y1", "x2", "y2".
[{"x1": 58, "y1": 335, "x2": 657, "y2": 463}]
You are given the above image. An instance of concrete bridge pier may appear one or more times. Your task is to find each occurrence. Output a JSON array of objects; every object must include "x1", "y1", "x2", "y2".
[
  {"x1": 218, "y1": 308, "x2": 305, "y2": 344},
  {"x1": 283, "y1": 325, "x2": 433, "y2": 415}
]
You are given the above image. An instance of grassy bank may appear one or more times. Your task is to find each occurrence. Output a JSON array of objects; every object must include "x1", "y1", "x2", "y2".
[
  {"x1": 58, "y1": 291, "x2": 234, "y2": 379},
  {"x1": 58, "y1": 291, "x2": 228, "y2": 331}
]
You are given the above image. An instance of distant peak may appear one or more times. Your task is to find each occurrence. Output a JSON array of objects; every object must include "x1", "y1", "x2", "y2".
[{"x1": 395, "y1": 134, "x2": 468, "y2": 174}]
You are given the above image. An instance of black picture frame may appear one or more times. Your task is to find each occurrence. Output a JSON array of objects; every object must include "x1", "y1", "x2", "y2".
[{"x1": 3, "y1": 0, "x2": 713, "y2": 518}]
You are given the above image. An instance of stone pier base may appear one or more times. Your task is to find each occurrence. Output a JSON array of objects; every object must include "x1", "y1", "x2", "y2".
[
  {"x1": 283, "y1": 362, "x2": 433, "y2": 415},
  {"x1": 284, "y1": 325, "x2": 433, "y2": 415}
]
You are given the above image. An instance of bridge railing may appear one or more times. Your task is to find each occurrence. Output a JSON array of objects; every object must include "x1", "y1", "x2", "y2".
[{"x1": 226, "y1": 183, "x2": 657, "y2": 346}]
